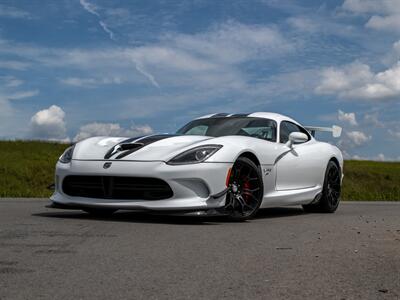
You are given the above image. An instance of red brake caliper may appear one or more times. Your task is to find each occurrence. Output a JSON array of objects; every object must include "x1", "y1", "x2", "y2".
[{"x1": 243, "y1": 179, "x2": 251, "y2": 203}]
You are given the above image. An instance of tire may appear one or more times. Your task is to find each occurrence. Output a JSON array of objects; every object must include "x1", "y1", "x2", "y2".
[
  {"x1": 225, "y1": 157, "x2": 264, "y2": 221},
  {"x1": 302, "y1": 160, "x2": 341, "y2": 213},
  {"x1": 83, "y1": 208, "x2": 117, "y2": 217}
]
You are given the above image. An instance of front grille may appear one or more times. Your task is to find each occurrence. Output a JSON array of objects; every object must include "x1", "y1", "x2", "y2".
[{"x1": 62, "y1": 176, "x2": 173, "y2": 200}]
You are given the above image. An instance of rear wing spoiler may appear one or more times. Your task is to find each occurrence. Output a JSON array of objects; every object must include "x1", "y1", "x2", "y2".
[{"x1": 304, "y1": 125, "x2": 342, "y2": 138}]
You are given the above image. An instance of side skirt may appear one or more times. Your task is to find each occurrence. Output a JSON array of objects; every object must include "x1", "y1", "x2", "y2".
[{"x1": 260, "y1": 185, "x2": 322, "y2": 208}]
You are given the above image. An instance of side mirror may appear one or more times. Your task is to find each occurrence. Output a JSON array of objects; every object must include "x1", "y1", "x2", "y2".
[{"x1": 285, "y1": 132, "x2": 308, "y2": 148}]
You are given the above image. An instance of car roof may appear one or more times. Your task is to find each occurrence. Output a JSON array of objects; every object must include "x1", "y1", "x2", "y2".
[{"x1": 196, "y1": 112, "x2": 301, "y2": 126}]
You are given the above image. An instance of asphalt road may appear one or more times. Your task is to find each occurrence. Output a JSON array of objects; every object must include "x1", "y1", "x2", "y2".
[{"x1": 0, "y1": 199, "x2": 399, "y2": 300}]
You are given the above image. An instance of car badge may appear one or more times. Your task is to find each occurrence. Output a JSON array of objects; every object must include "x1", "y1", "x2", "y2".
[{"x1": 103, "y1": 162, "x2": 112, "y2": 169}]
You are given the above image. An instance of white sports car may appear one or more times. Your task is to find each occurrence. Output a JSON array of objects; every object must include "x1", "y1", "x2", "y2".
[{"x1": 49, "y1": 112, "x2": 343, "y2": 220}]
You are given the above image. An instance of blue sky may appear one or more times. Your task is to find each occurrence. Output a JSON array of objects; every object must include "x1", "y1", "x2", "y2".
[{"x1": 0, "y1": 0, "x2": 399, "y2": 160}]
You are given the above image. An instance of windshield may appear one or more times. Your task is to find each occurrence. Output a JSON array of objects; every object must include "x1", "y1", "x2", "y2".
[{"x1": 177, "y1": 117, "x2": 277, "y2": 142}]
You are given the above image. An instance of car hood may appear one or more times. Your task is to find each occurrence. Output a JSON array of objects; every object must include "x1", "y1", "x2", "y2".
[{"x1": 73, "y1": 134, "x2": 215, "y2": 161}]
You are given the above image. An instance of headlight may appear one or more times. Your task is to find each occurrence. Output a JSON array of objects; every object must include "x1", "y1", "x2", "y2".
[
  {"x1": 167, "y1": 145, "x2": 222, "y2": 165},
  {"x1": 59, "y1": 145, "x2": 75, "y2": 164}
]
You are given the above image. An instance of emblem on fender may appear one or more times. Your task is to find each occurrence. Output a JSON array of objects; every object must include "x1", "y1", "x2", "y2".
[
  {"x1": 263, "y1": 168, "x2": 271, "y2": 176},
  {"x1": 103, "y1": 162, "x2": 112, "y2": 169}
]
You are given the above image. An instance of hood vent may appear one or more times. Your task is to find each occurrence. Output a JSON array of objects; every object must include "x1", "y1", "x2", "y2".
[{"x1": 104, "y1": 143, "x2": 143, "y2": 159}]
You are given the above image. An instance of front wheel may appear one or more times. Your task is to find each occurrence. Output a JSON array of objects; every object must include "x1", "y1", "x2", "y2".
[
  {"x1": 303, "y1": 161, "x2": 341, "y2": 213},
  {"x1": 225, "y1": 157, "x2": 264, "y2": 221}
]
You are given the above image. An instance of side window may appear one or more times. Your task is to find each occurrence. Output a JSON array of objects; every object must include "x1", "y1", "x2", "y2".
[
  {"x1": 279, "y1": 121, "x2": 310, "y2": 143},
  {"x1": 240, "y1": 119, "x2": 277, "y2": 142}
]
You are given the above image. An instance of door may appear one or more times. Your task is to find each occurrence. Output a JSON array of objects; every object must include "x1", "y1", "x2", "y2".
[{"x1": 275, "y1": 121, "x2": 321, "y2": 190}]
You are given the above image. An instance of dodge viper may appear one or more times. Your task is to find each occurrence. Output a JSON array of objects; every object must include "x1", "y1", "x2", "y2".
[{"x1": 49, "y1": 112, "x2": 343, "y2": 220}]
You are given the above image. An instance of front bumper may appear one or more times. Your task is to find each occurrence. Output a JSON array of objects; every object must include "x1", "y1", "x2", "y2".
[{"x1": 51, "y1": 159, "x2": 232, "y2": 211}]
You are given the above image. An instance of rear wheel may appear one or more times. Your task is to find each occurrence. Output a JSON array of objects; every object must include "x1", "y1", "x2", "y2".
[
  {"x1": 225, "y1": 157, "x2": 263, "y2": 221},
  {"x1": 83, "y1": 208, "x2": 117, "y2": 217},
  {"x1": 302, "y1": 160, "x2": 341, "y2": 213}
]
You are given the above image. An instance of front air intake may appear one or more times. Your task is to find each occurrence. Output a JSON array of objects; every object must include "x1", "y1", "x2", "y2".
[{"x1": 62, "y1": 176, "x2": 173, "y2": 200}]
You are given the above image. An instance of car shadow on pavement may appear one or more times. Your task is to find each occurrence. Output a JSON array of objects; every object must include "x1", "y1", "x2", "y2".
[
  {"x1": 254, "y1": 207, "x2": 307, "y2": 219},
  {"x1": 33, "y1": 206, "x2": 307, "y2": 225}
]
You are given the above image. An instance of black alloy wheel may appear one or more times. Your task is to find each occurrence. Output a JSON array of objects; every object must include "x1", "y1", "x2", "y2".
[
  {"x1": 225, "y1": 157, "x2": 263, "y2": 221},
  {"x1": 303, "y1": 160, "x2": 341, "y2": 213}
]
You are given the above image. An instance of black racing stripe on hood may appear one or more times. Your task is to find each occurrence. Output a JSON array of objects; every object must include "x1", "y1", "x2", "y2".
[
  {"x1": 103, "y1": 136, "x2": 145, "y2": 159},
  {"x1": 119, "y1": 136, "x2": 145, "y2": 144},
  {"x1": 135, "y1": 134, "x2": 179, "y2": 144},
  {"x1": 104, "y1": 134, "x2": 179, "y2": 160},
  {"x1": 229, "y1": 113, "x2": 250, "y2": 117},
  {"x1": 211, "y1": 113, "x2": 229, "y2": 118}
]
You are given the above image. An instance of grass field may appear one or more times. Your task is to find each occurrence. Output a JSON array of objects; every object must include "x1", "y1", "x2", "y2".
[
  {"x1": 342, "y1": 160, "x2": 400, "y2": 201},
  {"x1": 0, "y1": 141, "x2": 67, "y2": 197},
  {"x1": 0, "y1": 140, "x2": 399, "y2": 200}
]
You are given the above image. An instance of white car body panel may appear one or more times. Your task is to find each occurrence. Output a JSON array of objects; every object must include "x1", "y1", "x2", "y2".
[
  {"x1": 276, "y1": 140, "x2": 327, "y2": 190},
  {"x1": 51, "y1": 112, "x2": 343, "y2": 213}
]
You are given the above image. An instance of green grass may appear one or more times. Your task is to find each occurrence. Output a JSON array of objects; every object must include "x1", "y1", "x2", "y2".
[
  {"x1": 342, "y1": 160, "x2": 400, "y2": 201},
  {"x1": 0, "y1": 141, "x2": 69, "y2": 197},
  {"x1": 0, "y1": 140, "x2": 399, "y2": 200}
]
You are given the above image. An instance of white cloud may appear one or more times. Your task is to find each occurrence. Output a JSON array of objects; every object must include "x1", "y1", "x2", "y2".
[
  {"x1": 316, "y1": 61, "x2": 400, "y2": 100},
  {"x1": 388, "y1": 128, "x2": 400, "y2": 138},
  {"x1": 0, "y1": 21, "x2": 309, "y2": 129},
  {"x1": 287, "y1": 17, "x2": 318, "y2": 32},
  {"x1": 394, "y1": 40, "x2": 400, "y2": 53},
  {"x1": 98, "y1": 21, "x2": 115, "y2": 41},
  {"x1": 79, "y1": 0, "x2": 99, "y2": 17},
  {"x1": 127, "y1": 46, "x2": 218, "y2": 73},
  {"x1": 286, "y1": 16, "x2": 358, "y2": 37},
  {"x1": 338, "y1": 110, "x2": 358, "y2": 126},
  {"x1": 80, "y1": 0, "x2": 116, "y2": 41},
  {"x1": 0, "y1": 21, "x2": 293, "y2": 93},
  {"x1": 170, "y1": 21, "x2": 293, "y2": 65},
  {"x1": 60, "y1": 76, "x2": 124, "y2": 87},
  {"x1": 366, "y1": 15, "x2": 400, "y2": 31},
  {"x1": 342, "y1": 0, "x2": 399, "y2": 14},
  {"x1": 364, "y1": 113, "x2": 384, "y2": 128},
  {"x1": 346, "y1": 130, "x2": 371, "y2": 146},
  {"x1": 342, "y1": 0, "x2": 400, "y2": 32},
  {"x1": 0, "y1": 88, "x2": 39, "y2": 120},
  {"x1": 315, "y1": 62, "x2": 373, "y2": 95},
  {"x1": 383, "y1": 40, "x2": 400, "y2": 65},
  {"x1": 0, "y1": 60, "x2": 30, "y2": 70},
  {"x1": 27, "y1": 21, "x2": 292, "y2": 90},
  {"x1": 29, "y1": 106, "x2": 154, "y2": 142},
  {"x1": 376, "y1": 153, "x2": 386, "y2": 161},
  {"x1": 0, "y1": 79, "x2": 39, "y2": 138},
  {"x1": 351, "y1": 153, "x2": 399, "y2": 162},
  {"x1": 0, "y1": 76, "x2": 23, "y2": 88},
  {"x1": 0, "y1": 4, "x2": 31, "y2": 19},
  {"x1": 30, "y1": 105, "x2": 69, "y2": 141},
  {"x1": 73, "y1": 122, "x2": 153, "y2": 142},
  {"x1": 122, "y1": 22, "x2": 293, "y2": 89},
  {"x1": 7, "y1": 90, "x2": 39, "y2": 100},
  {"x1": 131, "y1": 59, "x2": 160, "y2": 88}
]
